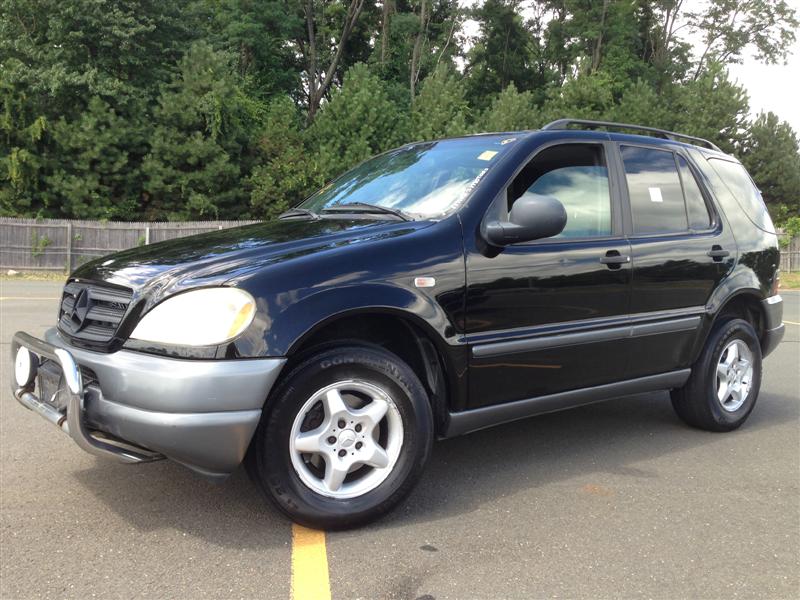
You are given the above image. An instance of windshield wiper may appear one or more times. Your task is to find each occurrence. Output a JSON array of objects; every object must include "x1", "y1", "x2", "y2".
[
  {"x1": 278, "y1": 207, "x2": 320, "y2": 220},
  {"x1": 320, "y1": 202, "x2": 413, "y2": 221}
]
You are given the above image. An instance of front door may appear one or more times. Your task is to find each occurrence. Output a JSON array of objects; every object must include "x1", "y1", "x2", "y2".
[{"x1": 465, "y1": 141, "x2": 633, "y2": 409}]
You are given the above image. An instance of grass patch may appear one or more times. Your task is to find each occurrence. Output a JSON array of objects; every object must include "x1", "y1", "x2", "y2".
[
  {"x1": 781, "y1": 272, "x2": 800, "y2": 290},
  {"x1": 1, "y1": 270, "x2": 68, "y2": 281}
]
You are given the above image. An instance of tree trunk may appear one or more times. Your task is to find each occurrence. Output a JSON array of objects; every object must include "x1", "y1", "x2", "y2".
[
  {"x1": 380, "y1": 0, "x2": 392, "y2": 65},
  {"x1": 590, "y1": 0, "x2": 610, "y2": 73},
  {"x1": 409, "y1": 0, "x2": 427, "y2": 104},
  {"x1": 305, "y1": 0, "x2": 366, "y2": 122}
]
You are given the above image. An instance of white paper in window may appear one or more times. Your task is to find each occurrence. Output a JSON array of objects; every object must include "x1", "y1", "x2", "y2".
[{"x1": 648, "y1": 187, "x2": 663, "y2": 203}]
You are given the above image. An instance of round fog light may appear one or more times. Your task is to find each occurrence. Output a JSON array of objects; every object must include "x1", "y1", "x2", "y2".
[{"x1": 14, "y1": 347, "x2": 37, "y2": 388}]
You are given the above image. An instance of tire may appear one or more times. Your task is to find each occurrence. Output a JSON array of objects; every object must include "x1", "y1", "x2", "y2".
[
  {"x1": 249, "y1": 345, "x2": 433, "y2": 530},
  {"x1": 671, "y1": 318, "x2": 762, "y2": 432}
]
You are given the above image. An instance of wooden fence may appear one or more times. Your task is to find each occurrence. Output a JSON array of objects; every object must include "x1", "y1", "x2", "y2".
[
  {"x1": 778, "y1": 232, "x2": 800, "y2": 273},
  {"x1": 1, "y1": 216, "x2": 799, "y2": 273},
  {"x1": 0, "y1": 217, "x2": 259, "y2": 272}
]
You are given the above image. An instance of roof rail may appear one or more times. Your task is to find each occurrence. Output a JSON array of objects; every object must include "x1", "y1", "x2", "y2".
[{"x1": 541, "y1": 119, "x2": 722, "y2": 152}]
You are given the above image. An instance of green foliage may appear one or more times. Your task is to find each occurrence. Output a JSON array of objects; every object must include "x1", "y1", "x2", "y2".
[
  {"x1": 250, "y1": 97, "x2": 322, "y2": 218},
  {"x1": 465, "y1": 0, "x2": 542, "y2": 110},
  {"x1": 480, "y1": 84, "x2": 538, "y2": 132},
  {"x1": 781, "y1": 217, "x2": 800, "y2": 238},
  {"x1": 46, "y1": 97, "x2": 143, "y2": 219},
  {"x1": 538, "y1": 72, "x2": 615, "y2": 124},
  {"x1": 777, "y1": 216, "x2": 800, "y2": 248},
  {"x1": 30, "y1": 231, "x2": 51, "y2": 258},
  {"x1": 0, "y1": 0, "x2": 798, "y2": 221},
  {"x1": 192, "y1": 0, "x2": 303, "y2": 101},
  {"x1": 670, "y1": 64, "x2": 750, "y2": 154},
  {"x1": 308, "y1": 63, "x2": 409, "y2": 182},
  {"x1": 141, "y1": 42, "x2": 259, "y2": 220},
  {"x1": 0, "y1": 0, "x2": 193, "y2": 218},
  {"x1": 740, "y1": 112, "x2": 800, "y2": 217},
  {"x1": 610, "y1": 80, "x2": 673, "y2": 129},
  {"x1": 411, "y1": 65, "x2": 469, "y2": 140},
  {"x1": 689, "y1": 0, "x2": 798, "y2": 75}
]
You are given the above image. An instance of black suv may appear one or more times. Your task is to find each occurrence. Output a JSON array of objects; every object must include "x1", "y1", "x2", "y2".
[{"x1": 11, "y1": 119, "x2": 785, "y2": 529}]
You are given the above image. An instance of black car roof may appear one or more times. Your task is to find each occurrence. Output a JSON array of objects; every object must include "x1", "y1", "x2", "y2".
[{"x1": 452, "y1": 119, "x2": 731, "y2": 157}]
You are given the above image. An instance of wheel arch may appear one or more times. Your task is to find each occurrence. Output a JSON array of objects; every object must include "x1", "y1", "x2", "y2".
[
  {"x1": 283, "y1": 307, "x2": 463, "y2": 436},
  {"x1": 705, "y1": 288, "x2": 767, "y2": 351}
]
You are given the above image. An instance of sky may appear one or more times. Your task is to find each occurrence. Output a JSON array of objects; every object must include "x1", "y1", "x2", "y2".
[{"x1": 727, "y1": 0, "x2": 800, "y2": 133}]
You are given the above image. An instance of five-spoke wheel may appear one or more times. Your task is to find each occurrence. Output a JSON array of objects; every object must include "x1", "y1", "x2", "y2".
[
  {"x1": 289, "y1": 381, "x2": 404, "y2": 498},
  {"x1": 248, "y1": 345, "x2": 433, "y2": 530},
  {"x1": 715, "y1": 339, "x2": 754, "y2": 412},
  {"x1": 672, "y1": 318, "x2": 762, "y2": 432}
]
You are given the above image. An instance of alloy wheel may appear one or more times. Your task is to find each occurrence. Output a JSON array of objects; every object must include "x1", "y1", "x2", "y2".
[
  {"x1": 289, "y1": 380, "x2": 404, "y2": 499},
  {"x1": 715, "y1": 339, "x2": 754, "y2": 412}
]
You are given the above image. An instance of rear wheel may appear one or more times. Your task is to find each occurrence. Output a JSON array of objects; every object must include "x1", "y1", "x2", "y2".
[
  {"x1": 671, "y1": 318, "x2": 762, "y2": 432},
  {"x1": 249, "y1": 345, "x2": 433, "y2": 529}
]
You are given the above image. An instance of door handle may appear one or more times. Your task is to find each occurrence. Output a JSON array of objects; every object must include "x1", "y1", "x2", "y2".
[
  {"x1": 707, "y1": 245, "x2": 730, "y2": 261},
  {"x1": 600, "y1": 250, "x2": 630, "y2": 268}
]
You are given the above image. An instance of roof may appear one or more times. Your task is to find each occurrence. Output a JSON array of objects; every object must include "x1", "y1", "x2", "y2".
[{"x1": 541, "y1": 118, "x2": 722, "y2": 152}]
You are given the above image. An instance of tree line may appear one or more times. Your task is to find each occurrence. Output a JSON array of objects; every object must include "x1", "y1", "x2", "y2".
[{"x1": 1, "y1": 0, "x2": 799, "y2": 224}]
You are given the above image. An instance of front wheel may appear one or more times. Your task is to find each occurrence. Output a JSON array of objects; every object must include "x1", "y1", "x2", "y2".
[
  {"x1": 671, "y1": 318, "x2": 762, "y2": 432},
  {"x1": 249, "y1": 345, "x2": 433, "y2": 530}
]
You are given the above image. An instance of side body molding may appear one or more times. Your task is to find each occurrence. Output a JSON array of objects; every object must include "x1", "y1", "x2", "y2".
[{"x1": 445, "y1": 369, "x2": 691, "y2": 437}]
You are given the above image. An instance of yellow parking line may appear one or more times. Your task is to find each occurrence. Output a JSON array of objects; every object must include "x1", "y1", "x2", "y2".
[
  {"x1": 291, "y1": 524, "x2": 331, "y2": 600},
  {"x1": 784, "y1": 320, "x2": 800, "y2": 326}
]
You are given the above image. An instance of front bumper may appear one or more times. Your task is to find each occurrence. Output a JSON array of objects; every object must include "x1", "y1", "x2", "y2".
[
  {"x1": 761, "y1": 295, "x2": 785, "y2": 358},
  {"x1": 10, "y1": 328, "x2": 286, "y2": 480}
]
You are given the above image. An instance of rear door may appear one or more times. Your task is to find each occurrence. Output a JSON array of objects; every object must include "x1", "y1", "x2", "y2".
[{"x1": 614, "y1": 143, "x2": 736, "y2": 377}]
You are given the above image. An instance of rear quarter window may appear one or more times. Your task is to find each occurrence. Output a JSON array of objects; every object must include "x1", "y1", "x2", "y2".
[{"x1": 707, "y1": 158, "x2": 776, "y2": 234}]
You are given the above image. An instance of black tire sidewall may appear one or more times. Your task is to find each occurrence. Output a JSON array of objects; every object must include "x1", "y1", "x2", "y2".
[
  {"x1": 255, "y1": 346, "x2": 433, "y2": 529},
  {"x1": 698, "y1": 319, "x2": 762, "y2": 429}
]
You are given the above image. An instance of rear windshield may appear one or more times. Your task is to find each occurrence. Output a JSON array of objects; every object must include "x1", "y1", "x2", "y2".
[{"x1": 707, "y1": 158, "x2": 776, "y2": 233}]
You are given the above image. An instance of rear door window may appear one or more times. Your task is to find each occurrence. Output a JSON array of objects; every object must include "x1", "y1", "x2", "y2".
[{"x1": 621, "y1": 146, "x2": 687, "y2": 234}]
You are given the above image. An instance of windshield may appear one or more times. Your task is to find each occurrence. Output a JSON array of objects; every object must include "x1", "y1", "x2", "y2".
[{"x1": 299, "y1": 135, "x2": 518, "y2": 218}]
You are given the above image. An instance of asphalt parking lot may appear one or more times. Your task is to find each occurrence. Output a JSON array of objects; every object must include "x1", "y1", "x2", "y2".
[{"x1": 1, "y1": 279, "x2": 798, "y2": 599}]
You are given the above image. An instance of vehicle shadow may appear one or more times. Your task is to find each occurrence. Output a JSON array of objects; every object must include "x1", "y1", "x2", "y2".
[
  {"x1": 373, "y1": 388, "x2": 799, "y2": 530},
  {"x1": 73, "y1": 450, "x2": 289, "y2": 549},
  {"x1": 73, "y1": 389, "x2": 798, "y2": 547}
]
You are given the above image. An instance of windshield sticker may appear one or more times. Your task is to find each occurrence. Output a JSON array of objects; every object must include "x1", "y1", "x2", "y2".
[
  {"x1": 477, "y1": 150, "x2": 498, "y2": 161},
  {"x1": 648, "y1": 187, "x2": 664, "y2": 203}
]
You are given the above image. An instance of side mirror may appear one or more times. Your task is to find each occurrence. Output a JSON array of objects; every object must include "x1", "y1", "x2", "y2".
[{"x1": 484, "y1": 193, "x2": 567, "y2": 246}]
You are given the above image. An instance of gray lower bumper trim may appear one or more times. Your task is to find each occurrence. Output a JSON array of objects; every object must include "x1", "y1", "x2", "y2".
[
  {"x1": 761, "y1": 295, "x2": 784, "y2": 358},
  {"x1": 43, "y1": 328, "x2": 285, "y2": 413},
  {"x1": 12, "y1": 332, "x2": 162, "y2": 464},
  {"x1": 12, "y1": 329, "x2": 287, "y2": 479},
  {"x1": 84, "y1": 387, "x2": 261, "y2": 478}
]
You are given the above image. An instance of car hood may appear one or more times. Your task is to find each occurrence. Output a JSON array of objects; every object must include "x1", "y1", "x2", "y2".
[{"x1": 72, "y1": 217, "x2": 432, "y2": 299}]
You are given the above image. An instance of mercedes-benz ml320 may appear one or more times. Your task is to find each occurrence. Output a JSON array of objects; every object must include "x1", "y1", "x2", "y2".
[{"x1": 11, "y1": 120, "x2": 785, "y2": 529}]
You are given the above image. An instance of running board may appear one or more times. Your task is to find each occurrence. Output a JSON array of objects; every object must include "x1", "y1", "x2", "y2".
[{"x1": 444, "y1": 369, "x2": 691, "y2": 437}]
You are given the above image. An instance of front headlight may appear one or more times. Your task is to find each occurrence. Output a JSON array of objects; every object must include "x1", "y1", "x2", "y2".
[{"x1": 130, "y1": 288, "x2": 256, "y2": 346}]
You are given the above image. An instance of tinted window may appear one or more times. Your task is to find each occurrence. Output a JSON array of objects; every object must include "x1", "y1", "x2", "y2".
[
  {"x1": 677, "y1": 155, "x2": 712, "y2": 230},
  {"x1": 708, "y1": 158, "x2": 776, "y2": 233},
  {"x1": 621, "y1": 146, "x2": 687, "y2": 234},
  {"x1": 514, "y1": 144, "x2": 611, "y2": 238},
  {"x1": 300, "y1": 136, "x2": 518, "y2": 218}
]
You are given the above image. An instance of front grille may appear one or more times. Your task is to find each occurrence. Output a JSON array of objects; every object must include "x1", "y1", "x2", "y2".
[{"x1": 58, "y1": 281, "x2": 133, "y2": 344}]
